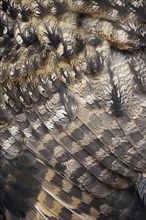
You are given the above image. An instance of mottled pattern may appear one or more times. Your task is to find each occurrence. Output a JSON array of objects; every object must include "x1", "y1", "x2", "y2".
[{"x1": 0, "y1": 0, "x2": 146, "y2": 220}]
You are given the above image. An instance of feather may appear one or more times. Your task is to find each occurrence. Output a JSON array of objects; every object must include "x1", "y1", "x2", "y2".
[{"x1": 0, "y1": 0, "x2": 146, "y2": 219}]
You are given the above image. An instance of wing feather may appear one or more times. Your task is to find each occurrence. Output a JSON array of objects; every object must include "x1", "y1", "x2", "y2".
[{"x1": 0, "y1": 0, "x2": 146, "y2": 219}]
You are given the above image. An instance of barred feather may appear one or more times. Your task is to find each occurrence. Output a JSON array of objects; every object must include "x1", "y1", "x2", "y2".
[{"x1": 0, "y1": 0, "x2": 146, "y2": 220}]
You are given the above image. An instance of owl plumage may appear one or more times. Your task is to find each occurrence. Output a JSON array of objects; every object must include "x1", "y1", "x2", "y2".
[{"x1": 0, "y1": 0, "x2": 146, "y2": 220}]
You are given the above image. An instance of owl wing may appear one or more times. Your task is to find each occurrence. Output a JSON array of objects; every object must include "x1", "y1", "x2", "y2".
[{"x1": 0, "y1": 1, "x2": 146, "y2": 220}]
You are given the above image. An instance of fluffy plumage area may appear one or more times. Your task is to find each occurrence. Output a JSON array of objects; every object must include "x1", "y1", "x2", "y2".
[{"x1": 0, "y1": 0, "x2": 146, "y2": 219}]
